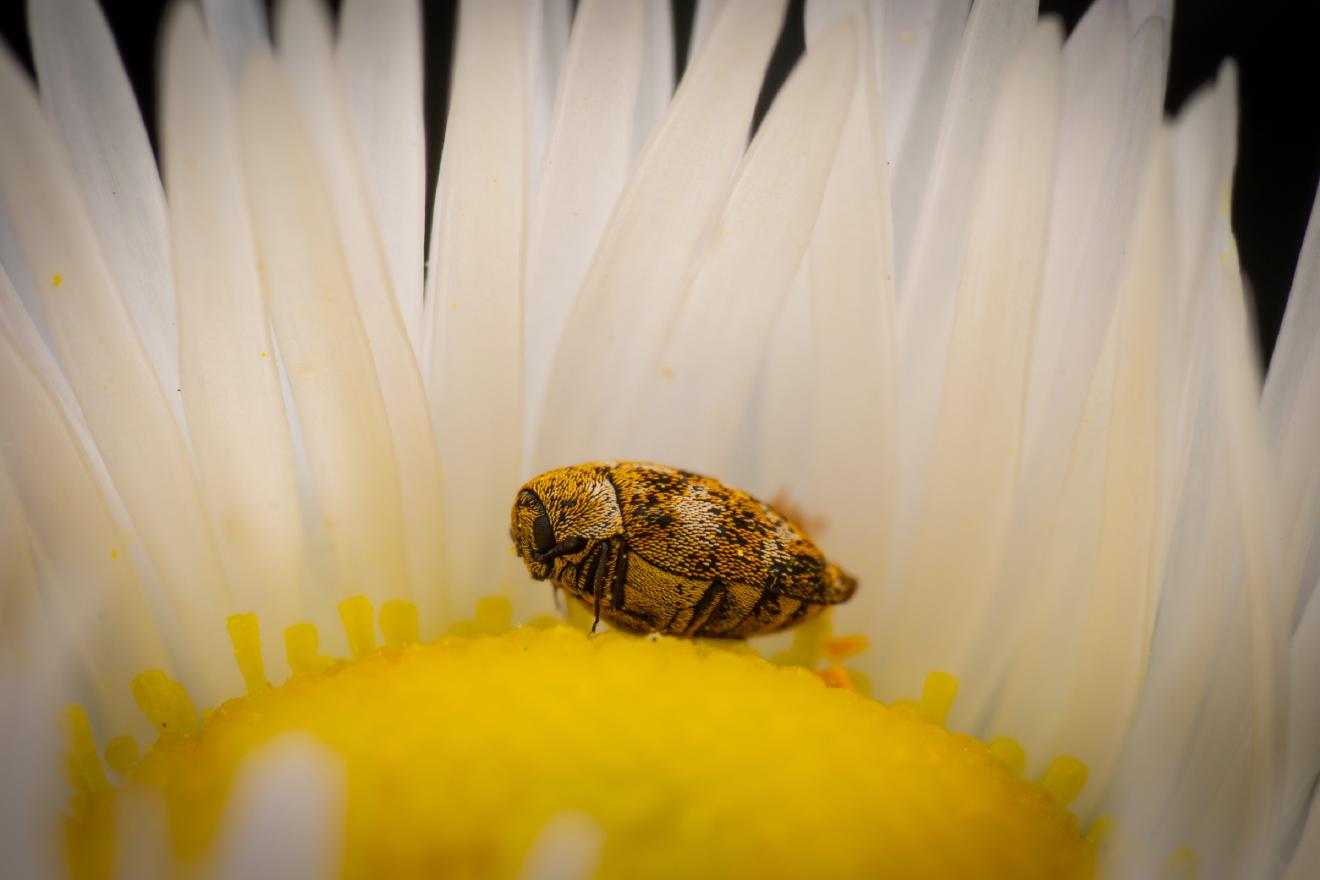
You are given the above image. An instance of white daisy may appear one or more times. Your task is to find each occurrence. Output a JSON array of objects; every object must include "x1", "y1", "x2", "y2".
[{"x1": 0, "y1": 0, "x2": 1316, "y2": 877}]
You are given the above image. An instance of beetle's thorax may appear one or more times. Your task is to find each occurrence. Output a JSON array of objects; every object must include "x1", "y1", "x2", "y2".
[{"x1": 531, "y1": 464, "x2": 625, "y2": 544}]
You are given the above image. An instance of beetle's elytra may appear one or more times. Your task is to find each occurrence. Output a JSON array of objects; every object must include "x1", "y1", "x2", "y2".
[{"x1": 510, "y1": 462, "x2": 857, "y2": 638}]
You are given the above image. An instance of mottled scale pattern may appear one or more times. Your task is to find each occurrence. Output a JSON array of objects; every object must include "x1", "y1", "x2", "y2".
[
  {"x1": 607, "y1": 464, "x2": 838, "y2": 601},
  {"x1": 511, "y1": 462, "x2": 858, "y2": 639}
]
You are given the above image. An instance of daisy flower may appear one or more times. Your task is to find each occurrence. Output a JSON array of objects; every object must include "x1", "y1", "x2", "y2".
[{"x1": 0, "y1": 0, "x2": 1316, "y2": 877}]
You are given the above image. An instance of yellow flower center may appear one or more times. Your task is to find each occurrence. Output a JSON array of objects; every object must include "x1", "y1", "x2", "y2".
[{"x1": 64, "y1": 601, "x2": 1095, "y2": 879}]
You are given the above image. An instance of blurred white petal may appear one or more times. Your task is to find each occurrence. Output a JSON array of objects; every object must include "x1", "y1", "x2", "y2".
[
  {"x1": 0, "y1": 463, "x2": 39, "y2": 649},
  {"x1": 426, "y1": 0, "x2": 531, "y2": 618},
  {"x1": 801, "y1": 0, "x2": 898, "y2": 641},
  {"x1": 0, "y1": 316, "x2": 170, "y2": 737},
  {"x1": 1283, "y1": 750, "x2": 1320, "y2": 880},
  {"x1": 162, "y1": 3, "x2": 306, "y2": 642},
  {"x1": 279, "y1": 0, "x2": 449, "y2": 630},
  {"x1": 516, "y1": 812, "x2": 604, "y2": 880},
  {"x1": 883, "y1": 19, "x2": 1062, "y2": 702},
  {"x1": 1265, "y1": 182, "x2": 1320, "y2": 625},
  {"x1": 203, "y1": 0, "x2": 269, "y2": 77},
  {"x1": 111, "y1": 785, "x2": 170, "y2": 880},
  {"x1": 628, "y1": 19, "x2": 858, "y2": 475},
  {"x1": 0, "y1": 647, "x2": 66, "y2": 880},
  {"x1": 28, "y1": 0, "x2": 184, "y2": 433},
  {"x1": 525, "y1": 0, "x2": 646, "y2": 453},
  {"x1": 1266, "y1": 132, "x2": 1320, "y2": 864},
  {"x1": 882, "y1": 0, "x2": 970, "y2": 259},
  {"x1": 237, "y1": 51, "x2": 411, "y2": 610},
  {"x1": 690, "y1": 0, "x2": 728, "y2": 58},
  {"x1": 337, "y1": 0, "x2": 427, "y2": 357},
  {"x1": 528, "y1": 0, "x2": 573, "y2": 197},
  {"x1": 633, "y1": 0, "x2": 675, "y2": 159},
  {"x1": 893, "y1": 0, "x2": 1034, "y2": 529},
  {"x1": 535, "y1": 0, "x2": 787, "y2": 469},
  {"x1": 0, "y1": 44, "x2": 235, "y2": 703},
  {"x1": 211, "y1": 734, "x2": 346, "y2": 880}
]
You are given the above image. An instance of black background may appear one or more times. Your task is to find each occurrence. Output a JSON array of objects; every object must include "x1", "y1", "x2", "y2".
[{"x1": 2, "y1": 0, "x2": 1316, "y2": 366}]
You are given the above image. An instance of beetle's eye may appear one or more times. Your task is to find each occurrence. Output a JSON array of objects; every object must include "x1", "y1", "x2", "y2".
[{"x1": 532, "y1": 512, "x2": 555, "y2": 553}]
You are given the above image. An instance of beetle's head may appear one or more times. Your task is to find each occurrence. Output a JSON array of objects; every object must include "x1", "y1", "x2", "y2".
[{"x1": 510, "y1": 464, "x2": 624, "y2": 581}]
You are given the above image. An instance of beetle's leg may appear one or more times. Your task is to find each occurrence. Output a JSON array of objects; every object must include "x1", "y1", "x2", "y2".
[
  {"x1": 725, "y1": 575, "x2": 781, "y2": 636},
  {"x1": 782, "y1": 598, "x2": 816, "y2": 629},
  {"x1": 684, "y1": 579, "x2": 730, "y2": 637},
  {"x1": 608, "y1": 540, "x2": 628, "y2": 611},
  {"x1": 588, "y1": 539, "x2": 612, "y2": 633},
  {"x1": 535, "y1": 535, "x2": 587, "y2": 564}
]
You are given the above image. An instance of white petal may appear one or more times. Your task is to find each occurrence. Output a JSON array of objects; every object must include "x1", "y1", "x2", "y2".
[
  {"x1": 1170, "y1": 64, "x2": 1238, "y2": 320},
  {"x1": 517, "y1": 812, "x2": 605, "y2": 880},
  {"x1": 236, "y1": 52, "x2": 411, "y2": 610},
  {"x1": 690, "y1": 0, "x2": 728, "y2": 60},
  {"x1": 527, "y1": 0, "x2": 573, "y2": 197},
  {"x1": 1264, "y1": 186, "x2": 1320, "y2": 624},
  {"x1": 632, "y1": 0, "x2": 675, "y2": 159},
  {"x1": 0, "y1": 44, "x2": 235, "y2": 704},
  {"x1": 0, "y1": 185, "x2": 53, "y2": 357},
  {"x1": 990, "y1": 318, "x2": 1118, "y2": 767},
  {"x1": 1036, "y1": 116, "x2": 1170, "y2": 817},
  {"x1": 879, "y1": 19, "x2": 1062, "y2": 702},
  {"x1": 1008, "y1": 15, "x2": 1166, "y2": 538},
  {"x1": 0, "y1": 323, "x2": 169, "y2": 737},
  {"x1": 0, "y1": 463, "x2": 39, "y2": 650},
  {"x1": 0, "y1": 649, "x2": 67, "y2": 880},
  {"x1": 893, "y1": 0, "x2": 1034, "y2": 525},
  {"x1": 881, "y1": 0, "x2": 970, "y2": 249},
  {"x1": 534, "y1": 0, "x2": 788, "y2": 470},
  {"x1": 1283, "y1": 750, "x2": 1320, "y2": 880},
  {"x1": 426, "y1": 0, "x2": 531, "y2": 618},
  {"x1": 1104, "y1": 297, "x2": 1254, "y2": 868},
  {"x1": 111, "y1": 785, "x2": 171, "y2": 880},
  {"x1": 625, "y1": 20, "x2": 858, "y2": 476},
  {"x1": 0, "y1": 259, "x2": 121, "y2": 523},
  {"x1": 27, "y1": 0, "x2": 184, "y2": 432},
  {"x1": 1281, "y1": 586, "x2": 1320, "y2": 862},
  {"x1": 162, "y1": 3, "x2": 306, "y2": 642},
  {"x1": 1270, "y1": 184, "x2": 1320, "y2": 852},
  {"x1": 1023, "y1": 0, "x2": 1129, "y2": 452},
  {"x1": 800, "y1": 0, "x2": 898, "y2": 650},
  {"x1": 203, "y1": 0, "x2": 270, "y2": 77},
  {"x1": 421, "y1": 148, "x2": 446, "y2": 379},
  {"x1": 279, "y1": 0, "x2": 449, "y2": 630},
  {"x1": 337, "y1": 0, "x2": 427, "y2": 357},
  {"x1": 211, "y1": 734, "x2": 346, "y2": 880},
  {"x1": 967, "y1": 9, "x2": 1165, "y2": 732},
  {"x1": 1159, "y1": 64, "x2": 1238, "y2": 598},
  {"x1": 1159, "y1": 227, "x2": 1284, "y2": 876},
  {"x1": 1125, "y1": 0, "x2": 1172, "y2": 32},
  {"x1": 747, "y1": 263, "x2": 816, "y2": 500},
  {"x1": 1164, "y1": 68, "x2": 1284, "y2": 873},
  {"x1": 524, "y1": 0, "x2": 646, "y2": 451}
]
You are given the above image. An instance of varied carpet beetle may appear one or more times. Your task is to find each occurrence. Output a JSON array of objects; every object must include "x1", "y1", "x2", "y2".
[{"x1": 510, "y1": 462, "x2": 857, "y2": 638}]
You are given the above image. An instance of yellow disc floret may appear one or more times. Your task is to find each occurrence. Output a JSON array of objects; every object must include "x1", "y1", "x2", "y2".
[{"x1": 67, "y1": 624, "x2": 1092, "y2": 879}]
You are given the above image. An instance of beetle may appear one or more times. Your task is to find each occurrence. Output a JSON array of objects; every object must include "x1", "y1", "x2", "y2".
[{"x1": 510, "y1": 462, "x2": 857, "y2": 638}]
